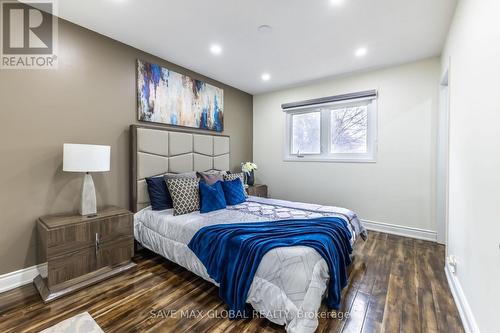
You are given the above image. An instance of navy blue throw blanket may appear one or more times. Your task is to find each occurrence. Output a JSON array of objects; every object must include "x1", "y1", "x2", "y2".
[{"x1": 188, "y1": 217, "x2": 353, "y2": 316}]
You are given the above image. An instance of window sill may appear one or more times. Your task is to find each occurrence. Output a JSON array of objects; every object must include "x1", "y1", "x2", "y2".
[{"x1": 283, "y1": 157, "x2": 377, "y2": 163}]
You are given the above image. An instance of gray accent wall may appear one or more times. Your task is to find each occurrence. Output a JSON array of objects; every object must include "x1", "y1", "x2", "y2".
[{"x1": 0, "y1": 19, "x2": 253, "y2": 275}]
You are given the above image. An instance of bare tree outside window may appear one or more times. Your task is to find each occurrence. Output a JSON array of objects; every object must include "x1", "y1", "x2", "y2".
[
  {"x1": 330, "y1": 106, "x2": 368, "y2": 153},
  {"x1": 292, "y1": 112, "x2": 321, "y2": 154}
]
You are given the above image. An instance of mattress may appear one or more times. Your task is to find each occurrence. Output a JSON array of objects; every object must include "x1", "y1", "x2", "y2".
[{"x1": 134, "y1": 196, "x2": 365, "y2": 333}]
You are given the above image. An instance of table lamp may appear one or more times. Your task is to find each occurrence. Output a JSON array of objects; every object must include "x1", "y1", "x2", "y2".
[{"x1": 63, "y1": 144, "x2": 111, "y2": 216}]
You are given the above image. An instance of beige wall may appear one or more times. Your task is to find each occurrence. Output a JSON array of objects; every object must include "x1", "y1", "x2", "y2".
[
  {"x1": 0, "y1": 19, "x2": 253, "y2": 275},
  {"x1": 441, "y1": 0, "x2": 500, "y2": 331},
  {"x1": 253, "y1": 58, "x2": 440, "y2": 232}
]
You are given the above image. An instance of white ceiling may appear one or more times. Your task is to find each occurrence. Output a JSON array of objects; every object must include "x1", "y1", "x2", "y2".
[{"x1": 56, "y1": 0, "x2": 457, "y2": 94}]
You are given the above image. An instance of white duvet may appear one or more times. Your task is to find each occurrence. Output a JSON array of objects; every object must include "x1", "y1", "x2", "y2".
[{"x1": 134, "y1": 196, "x2": 365, "y2": 333}]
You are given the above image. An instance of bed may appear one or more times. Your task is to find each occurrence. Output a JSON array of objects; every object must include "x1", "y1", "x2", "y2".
[{"x1": 130, "y1": 125, "x2": 367, "y2": 333}]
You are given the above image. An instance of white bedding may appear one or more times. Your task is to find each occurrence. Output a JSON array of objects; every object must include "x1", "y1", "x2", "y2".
[{"x1": 134, "y1": 196, "x2": 365, "y2": 333}]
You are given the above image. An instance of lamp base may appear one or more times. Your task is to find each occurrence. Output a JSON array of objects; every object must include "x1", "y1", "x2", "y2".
[{"x1": 80, "y1": 173, "x2": 97, "y2": 216}]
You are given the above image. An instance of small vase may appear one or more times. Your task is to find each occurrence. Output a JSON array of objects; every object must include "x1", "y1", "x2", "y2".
[{"x1": 245, "y1": 171, "x2": 255, "y2": 186}]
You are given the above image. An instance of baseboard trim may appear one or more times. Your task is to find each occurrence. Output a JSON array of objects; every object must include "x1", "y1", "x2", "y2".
[
  {"x1": 445, "y1": 265, "x2": 480, "y2": 333},
  {"x1": 0, "y1": 263, "x2": 47, "y2": 294},
  {"x1": 361, "y1": 219, "x2": 437, "y2": 242}
]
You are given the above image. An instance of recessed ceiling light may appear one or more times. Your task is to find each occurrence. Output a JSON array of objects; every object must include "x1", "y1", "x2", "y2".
[
  {"x1": 210, "y1": 44, "x2": 222, "y2": 55},
  {"x1": 261, "y1": 73, "x2": 271, "y2": 81},
  {"x1": 355, "y1": 47, "x2": 367, "y2": 57},
  {"x1": 330, "y1": 0, "x2": 344, "y2": 6}
]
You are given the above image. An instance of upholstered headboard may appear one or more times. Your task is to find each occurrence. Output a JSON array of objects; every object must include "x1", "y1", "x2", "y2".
[{"x1": 130, "y1": 125, "x2": 230, "y2": 212}]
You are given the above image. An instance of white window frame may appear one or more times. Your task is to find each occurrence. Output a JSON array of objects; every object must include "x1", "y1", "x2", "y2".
[{"x1": 283, "y1": 97, "x2": 378, "y2": 163}]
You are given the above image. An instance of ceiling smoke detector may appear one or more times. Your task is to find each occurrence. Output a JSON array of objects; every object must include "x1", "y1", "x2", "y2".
[{"x1": 257, "y1": 25, "x2": 273, "y2": 34}]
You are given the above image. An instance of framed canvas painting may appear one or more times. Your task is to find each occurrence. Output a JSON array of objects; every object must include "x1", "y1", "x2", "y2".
[{"x1": 137, "y1": 59, "x2": 224, "y2": 132}]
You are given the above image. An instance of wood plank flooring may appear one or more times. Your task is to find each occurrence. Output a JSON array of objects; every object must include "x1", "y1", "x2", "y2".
[{"x1": 0, "y1": 231, "x2": 464, "y2": 333}]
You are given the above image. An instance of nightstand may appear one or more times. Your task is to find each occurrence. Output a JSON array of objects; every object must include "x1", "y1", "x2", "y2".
[
  {"x1": 34, "y1": 206, "x2": 136, "y2": 303},
  {"x1": 246, "y1": 184, "x2": 268, "y2": 198}
]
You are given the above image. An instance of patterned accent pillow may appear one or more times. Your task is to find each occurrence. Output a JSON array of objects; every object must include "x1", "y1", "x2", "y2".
[
  {"x1": 204, "y1": 169, "x2": 228, "y2": 175},
  {"x1": 166, "y1": 177, "x2": 200, "y2": 216},
  {"x1": 164, "y1": 172, "x2": 197, "y2": 183},
  {"x1": 160, "y1": 172, "x2": 197, "y2": 208},
  {"x1": 223, "y1": 173, "x2": 247, "y2": 197}
]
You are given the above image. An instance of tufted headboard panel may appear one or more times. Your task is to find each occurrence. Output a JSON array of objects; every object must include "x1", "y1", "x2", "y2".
[{"x1": 130, "y1": 125, "x2": 230, "y2": 212}]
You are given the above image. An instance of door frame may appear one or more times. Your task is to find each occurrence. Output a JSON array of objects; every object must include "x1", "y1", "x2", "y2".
[{"x1": 436, "y1": 64, "x2": 450, "y2": 245}]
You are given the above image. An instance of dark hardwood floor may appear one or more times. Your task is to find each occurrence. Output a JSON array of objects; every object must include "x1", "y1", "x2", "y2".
[{"x1": 0, "y1": 231, "x2": 464, "y2": 333}]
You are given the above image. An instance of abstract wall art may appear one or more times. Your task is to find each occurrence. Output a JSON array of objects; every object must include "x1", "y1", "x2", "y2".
[{"x1": 137, "y1": 59, "x2": 224, "y2": 132}]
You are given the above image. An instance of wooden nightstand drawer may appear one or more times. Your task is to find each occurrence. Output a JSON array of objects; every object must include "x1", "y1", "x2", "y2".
[
  {"x1": 48, "y1": 247, "x2": 97, "y2": 287},
  {"x1": 98, "y1": 214, "x2": 133, "y2": 243},
  {"x1": 44, "y1": 223, "x2": 94, "y2": 259},
  {"x1": 98, "y1": 237, "x2": 134, "y2": 268}
]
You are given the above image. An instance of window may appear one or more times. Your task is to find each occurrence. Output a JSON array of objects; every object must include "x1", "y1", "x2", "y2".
[
  {"x1": 291, "y1": 112, "x2": 321, "y2": 154},
  {"x1": 284, "y1": 92, "x2": 377, "y2": 162},
  {"x1": 330, "y1": 105, "x2": 368, "y2": 154}
]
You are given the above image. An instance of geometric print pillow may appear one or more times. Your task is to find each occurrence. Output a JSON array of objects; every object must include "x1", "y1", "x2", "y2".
[
  {"x1": 223, "y1": 172, "x2": 248, "y2": 197},
  {"x1": 165, "y1": 177, "x2": 200, "y2": 216}
]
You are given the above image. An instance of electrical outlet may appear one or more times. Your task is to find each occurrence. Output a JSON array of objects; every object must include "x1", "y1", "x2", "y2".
[{"x1": 447, "y1": 255, "x2": 458, "y2": 274}]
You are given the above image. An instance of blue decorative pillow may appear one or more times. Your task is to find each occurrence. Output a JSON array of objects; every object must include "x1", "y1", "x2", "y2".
[
  {"x1": 221, "y1": 178, "x2": 246, "y2": 205},
  {"x1": 145, "y1": 176, "x2": 172, "y2": 211},
  {"x1": 199, "y1": 181, "x2": 227, "y2": 213}
]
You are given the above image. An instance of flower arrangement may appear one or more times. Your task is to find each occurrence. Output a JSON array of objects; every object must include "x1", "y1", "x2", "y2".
[
  {"x1": 241, "y1": 162, "x2": 258, "y2": 186},
  {"x1": 241, "y1": 162, "x2": 258, "y2": 173}
]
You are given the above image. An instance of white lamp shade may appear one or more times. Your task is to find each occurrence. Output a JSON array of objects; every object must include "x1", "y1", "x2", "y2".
[{"x1": 63, "y1": 144, "x2": 111, "y2": 172}]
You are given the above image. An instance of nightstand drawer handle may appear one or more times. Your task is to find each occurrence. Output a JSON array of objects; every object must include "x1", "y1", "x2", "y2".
[{"x1": 95, "y1": 233, "x2": 101, "y2": 255}]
